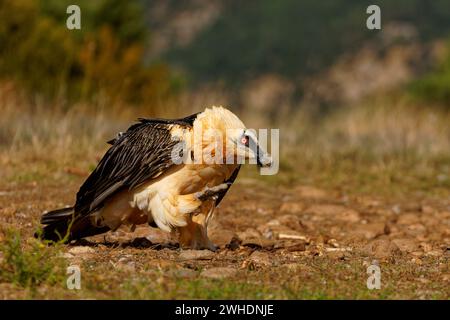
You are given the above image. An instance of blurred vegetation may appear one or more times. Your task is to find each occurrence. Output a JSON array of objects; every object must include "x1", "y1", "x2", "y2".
[
  {"x1": 2, "y1": 0, "x2": 450, "y2": 108},
  {"x1": 409, "y1": 42, "x2": 450, "y2": 106},
  {"x1": 166, "y1": 0, "x2": 450, "y2": 87},
  {"x1": 0, "y1": 229, "x2": 66, "y2": 290},
  {"x1": 0, "y1": 0, "x2": 175, "y2": 106}
]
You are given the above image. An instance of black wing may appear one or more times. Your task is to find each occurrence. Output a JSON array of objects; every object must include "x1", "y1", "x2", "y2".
[
  {"x1": 215, "y1": 165, "x2": 241, "y2": 207},
  {"x1": 74, "y1": 113, "x2": 198, "y2": 216}
]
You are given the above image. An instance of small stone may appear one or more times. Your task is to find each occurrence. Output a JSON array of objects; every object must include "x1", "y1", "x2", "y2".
[
  {"x1": 171, "y1": 268, "x2": 198, "y2": 279},
  {"x1": 145, "y1": 228, "x2": 173, "y2": 244},
  {"x1": 426, "y1": 250, "x2": 443, "y2": 257},
  {"x1": 277, "y1": 214, "x2": 304, "y2": 228},
  {"x1": 277, "y1": 231, "x2": 308, "y2": 241},
  {"x1": 421, "y1": 205, "x2": 434, "y2": 214},
  {"x1": 201, "y1": 267, "x2": 237, "y2": 279},
  {"x1": 304, "y1": 205, "x2": 360, "y2": 223},
  {"x1": 295, "y1": 186, "x2": 328, "y2": 199},
  {"x1": 281, "y1": 263, "x2": 314, "y2": 273},
  {"x1": 392, "y1": 239, "x2": 418, "y2": 253},
  {"x1": 117, "y1": 261, "x2": 136, "y2": 272},
  {"x1": 416, "y1": 276, "x2": 430, "y2": 284},
  {"x1": 397, "y1": 213, "x2": 420, "y2": 225},
  {"x1": 262, "y1": 229, "x2": 274, "y2": 239},
  {"x1": 363, "y1": 239, "x2": 400, "y2": 259},
  {"x1": 241, "y1": 260, "x2": 257, "y2": 271},
  {"x1": 226, "y1": 236, "x2": 242, "y2": 250},
  {"x1": 257, "y1": 208, "x2": 273, "y2": 216},
  {"x1": 279, "y1": 202, "x2": 305, "y2": 213},
  {"x1": 118, "y1": 255, "x2": 132, "y2": 263},
  {"x1": 405, "y1": 223, "x2": 427, "y2": 237},
  {"x1": 178, "y1": 250, "x2": 214, "y2": 261},
  {"x1": 392, "y1": 205, "x2": 401, "y2": 214},
  {"x1": 353, "y1": 223, "x2": 387, "y2": 240},
  {"x1": 410, "y1": 251, "x2": 424, "y2": 257},
  {"x1": 338, "y1": 209, "x2": 361, "y2": 223},
  {"x1": 68, "y1": 246, "x2": 95, "y2": 255},
  {"x1": 419, "y1": 242, "x2": 433, "y2": 252},
  {"x1": 327, "y1": 238, "x2": 339, "y2": 248},
  {"x1": 248, "y1": 251, "x2": 272, "y2": 266},
  {"x1": 265, "y1": 219, "x2": 280, "y2": 227},
  {"x1": 237, "y1": 228, "x2": 262, "y2": 240},
  {"x1": 241, "y1": 238, "x2": 275, "y2": 249},
  {"x1": 327, "y1": 251, "x2": 346, "y2": 260},
  {"x1": 60, "y1": 252, "x2": 75, "y2": 259},
  {"x1": 209, "y1": 229, "x2": 236, "y2": 247},
  {"x1": 285, "y1": 242, "x2": 307, "y2": 252},
  {"x1": 130, "y1": 237, "x2": 152, "y2": 248}
]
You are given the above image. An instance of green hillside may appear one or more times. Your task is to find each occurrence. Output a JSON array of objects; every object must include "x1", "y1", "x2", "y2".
[{"x1": 162, "y1": 0, "x2": 450, "y2": 88}]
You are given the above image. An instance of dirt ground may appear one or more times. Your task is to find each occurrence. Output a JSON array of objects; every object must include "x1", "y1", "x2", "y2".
[{"x1": 0, "y1": 170, "x2": 448, "y2": 300}]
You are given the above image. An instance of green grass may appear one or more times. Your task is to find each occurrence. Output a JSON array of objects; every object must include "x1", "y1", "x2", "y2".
[
  {"x1": 241, "y1": 151, "x2": 450, "y2": 200},
  {"x1": 0, "y1": 229, "x2": 67, "y2": 292},
  {"x1": 20, "y1": 256, "x2": 444, "y2": 299},
  {"x1": 0, "y1": 227, "x2": 446, "y2": 299}
]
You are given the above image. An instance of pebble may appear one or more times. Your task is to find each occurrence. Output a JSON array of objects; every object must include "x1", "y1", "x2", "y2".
[
  {"x1": 201, "y1": 267, "x2": 237, "y2": 279},
  {"x1": 178, "y1": 250, "x2": 214, "y2": 261},
  {"x1": 248, "y1": 251, "x2": 272, "y2": 266},
  {"x1": 68, "y1": 246, "x2": 95, "y2": 255},
  {"x1": 363, "y1": 239, "x2": 400, "y2": 259},
  {"x1": 392, "y1": 238, "x2": 418, "y2": 253}
]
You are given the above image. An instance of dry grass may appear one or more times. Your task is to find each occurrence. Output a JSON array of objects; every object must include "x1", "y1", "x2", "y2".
[
  {"x1": 283, "y1": 94, "x2": 450, "y2": 160},
  {"x1": 2, "y1": 84, "x2": 449, "y2": 166},
  {"x1": 1, "y1": 83, "x2": 449, "y2": 198},
  {"x1": 0, "y1": 84, "x2": 449, "y2": 300}
]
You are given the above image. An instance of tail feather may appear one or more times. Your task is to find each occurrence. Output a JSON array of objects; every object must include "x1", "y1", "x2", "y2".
[
  {"x1": 37, "y1": 207, "x2": 110, "y2": 242},
  {"x1": 41, "y1": 207, "x2": 74, "y2": 225}
]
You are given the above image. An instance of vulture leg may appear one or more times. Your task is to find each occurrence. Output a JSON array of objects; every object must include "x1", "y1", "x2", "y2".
[
  {"x1": 177, "y1": 200, "x2": 218, "y2": 251},
  {"x1": 194, "y1": 183, "x2": 230, "y2": 201}
]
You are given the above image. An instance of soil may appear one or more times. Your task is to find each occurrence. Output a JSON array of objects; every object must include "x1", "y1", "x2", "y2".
[{"x1": 0, "y1": 177, "x2": 449, "y2": 299}]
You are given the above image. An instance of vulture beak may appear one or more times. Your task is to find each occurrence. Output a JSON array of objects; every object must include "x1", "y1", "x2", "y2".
[{"x1": 257, "y1": 145, "x2": 272, "y2": 168}]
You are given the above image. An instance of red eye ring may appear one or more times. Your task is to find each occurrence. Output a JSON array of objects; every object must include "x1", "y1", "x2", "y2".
[{"x1": 241, "y1": 136, "x2": 249, "y2": 145}]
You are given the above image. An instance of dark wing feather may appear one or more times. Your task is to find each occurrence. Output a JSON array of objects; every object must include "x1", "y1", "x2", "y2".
[
  {"x1": 74, "y1": 113, "x2": 198, "y2": 216},
  {"x1": 215, "y1": 165, "x2": 241, "y2": 206},
  {"x1": 137, "y1": 112, "x2": 199, "y2": 127}
]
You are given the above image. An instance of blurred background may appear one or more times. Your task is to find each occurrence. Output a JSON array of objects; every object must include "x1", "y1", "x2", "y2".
[{"x1": 0, "y1": 0, "x2": 449, "y2": 193}]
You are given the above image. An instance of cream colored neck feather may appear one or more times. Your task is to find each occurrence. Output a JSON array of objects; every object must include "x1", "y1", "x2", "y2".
[{"x1": 192, "y1": 106, "x2": 246, "y2": 163}]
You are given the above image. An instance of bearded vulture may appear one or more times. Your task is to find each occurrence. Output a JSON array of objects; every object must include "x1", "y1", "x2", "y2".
[{"x1": 37, "y1": 106, "x2": 271, "y2": 250}]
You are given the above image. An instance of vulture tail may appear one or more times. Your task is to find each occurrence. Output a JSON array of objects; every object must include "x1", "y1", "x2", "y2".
[{"x1": 36, "y1": 207, "x2": 110, "y2": 242}]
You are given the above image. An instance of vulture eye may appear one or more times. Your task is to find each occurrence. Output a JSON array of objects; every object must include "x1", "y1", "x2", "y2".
[{"x1": 240, "y1": 135, "x2": 249, "y2": 146}]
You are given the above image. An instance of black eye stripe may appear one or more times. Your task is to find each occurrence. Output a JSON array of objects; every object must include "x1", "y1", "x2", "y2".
[{"x1": 240, "y1": 133, "x2": 257, "y2": 147}]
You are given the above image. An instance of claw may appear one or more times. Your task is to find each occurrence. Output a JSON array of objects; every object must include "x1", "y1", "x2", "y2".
[{"x1": 195, "y1": 183, "x2": 229, "y2": 201}]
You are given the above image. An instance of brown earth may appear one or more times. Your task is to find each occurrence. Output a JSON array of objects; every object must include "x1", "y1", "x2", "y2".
[{"x1": 0, "y1": 175, "x2": 448, "y2": 299}]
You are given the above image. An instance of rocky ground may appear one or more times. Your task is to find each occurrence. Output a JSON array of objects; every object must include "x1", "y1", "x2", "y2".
[{"x1": 0, "y1": 176, "x2": 448, "y2": 299}]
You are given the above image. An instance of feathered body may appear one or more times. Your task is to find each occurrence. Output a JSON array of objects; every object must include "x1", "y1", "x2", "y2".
[{"x1": 38, "y1": 106, "x2": 267, "y2": 250}]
